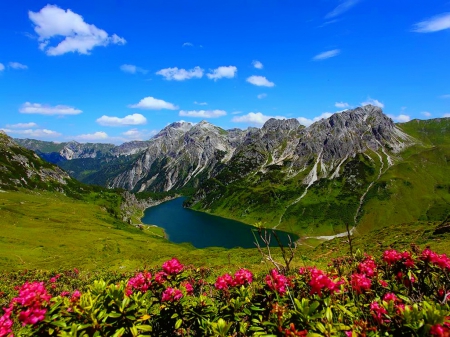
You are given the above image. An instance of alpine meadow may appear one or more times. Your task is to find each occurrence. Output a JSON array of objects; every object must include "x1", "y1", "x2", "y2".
[{"x1": 1, "y1": 1, "x2": 450, "y2": 336}]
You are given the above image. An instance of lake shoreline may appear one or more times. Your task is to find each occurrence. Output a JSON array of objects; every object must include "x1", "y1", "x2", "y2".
[{"x1": 140, "y1": 197, "x2": 298, "y2": 249}]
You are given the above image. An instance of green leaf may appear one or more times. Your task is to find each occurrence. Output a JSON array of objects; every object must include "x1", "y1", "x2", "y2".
[
  {"x1": 136, "y1": 325, "x2": 153, "y2": 332},
  {"x1": 175, "y1": 318, "x2": 183, "y2": 329},
  {"x1": 51, "y1": 320, "x2": 68, "y2": 328}
]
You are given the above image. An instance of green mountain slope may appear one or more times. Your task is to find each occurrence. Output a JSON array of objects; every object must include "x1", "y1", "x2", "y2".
[{"x1": 187, "y1": 118, "x2": 450, "y2": 238}]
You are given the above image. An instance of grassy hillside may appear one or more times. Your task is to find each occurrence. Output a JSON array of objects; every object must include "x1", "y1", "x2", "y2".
[{"x1": 0, "y1": 189, "x2": 282, "y2": 272}]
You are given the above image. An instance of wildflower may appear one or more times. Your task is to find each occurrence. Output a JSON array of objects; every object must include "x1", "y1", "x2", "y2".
[
  {"x1": 283, "y1": 323, "x2": 308, "y2": 336},
  {"x1": 181, "y1": 282, "x2": 194, "y2": 295},
  {"x1": 0, "y1": 304, "x2": 13, "y2": 337},
  {"x1": 430, "y1": 323, "x2": 449, "y2": 336},
  {"x1": 70, "y1": 290, "x2": 81, "y2": 302},
  {"x1": 358, "y1": 256, "x2": 377, "y2": 277},
  {"x1": 383, "y1": 293, "x2": 397, "y2": 303},
  {"x1": 60, "y1": 291, "x2": 70, "y2": 297},
  {"x1": 379, "y1": 280, "x2": 388, "y2": 287},
  {"x1": 265, "y1": 269, "x2": 289, "y2": 295},
  {"x1": 351, "y1": 273, "x2": 371, "y2": 294},
  {"x1": 370, "y1": 301, "x2": 388, "y2": 325},
  {"x1": 161, "y1": 287, "x2": 183, "y2": 302},
  {"x1": 154, "y1": 271, "x2": 167, "y2": 284},
  {"x1": 162, "y1": 258, "x2": 184, "y2": 275},
  {"x1": 383, "y1": 249, "x2": 402, "y2": 265},
  {"x1": 234, "y1": 268, "x2": 253, "y2": 286},
  {"x1": 215, "y1": 273, "x2": 233, "y2": 290},
  {"x1": 126, "y1": 272, "x2": 152, "y2": 296},
  {"x1": 308, "y1": 267, "x2": 341, "y2": 296}
]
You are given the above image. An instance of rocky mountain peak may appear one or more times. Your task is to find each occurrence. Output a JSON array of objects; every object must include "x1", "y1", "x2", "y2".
[{"x1": 262, "y1": 118, "x2": 301, "y2": 132}]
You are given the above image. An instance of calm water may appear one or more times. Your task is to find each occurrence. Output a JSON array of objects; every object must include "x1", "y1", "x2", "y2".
[{"x1": 141, "y1": 197, "x2": 298, "y2": 249}]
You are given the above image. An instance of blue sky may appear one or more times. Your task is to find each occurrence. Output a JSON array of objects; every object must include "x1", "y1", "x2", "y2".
[{"x1": 1, "y1": 0, "x2": 450, "y2": 144}]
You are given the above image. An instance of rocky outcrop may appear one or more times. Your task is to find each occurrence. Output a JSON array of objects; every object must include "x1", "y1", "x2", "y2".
[{"x1": 0, "y1": 132, "x2": 72, "y2": 190}]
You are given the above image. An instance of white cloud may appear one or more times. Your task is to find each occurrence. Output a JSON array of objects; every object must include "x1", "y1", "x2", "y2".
[
  {"x1": 440, "y1": 94, "x2": 450, "y2": 99},
  {"x1": 231, "y1": 111, "x2": 243, "y2": 115},
  {"x1": 194, "y1": 101, "x2": 208, "y2": 106},
  {"x1": 443, "y1": 113, "x2": 450, "y2": 118},
  {"x1": 361, "y1": 98, "x2": 384, "y2": 108},
  {"x1": 156, "y1": 66, "x2": 203, "y2": 81},
  {"x1": 122, "y1": 128, "x2": 157, "y2": 140},
  {"x1": 207, "y1": 66, "x2": 237, "y2": 81},
  {"x1": 96, "y1": 114, "x2": 147, "y2": 127},
  {"x1": 182, "y1": 42, "x2": 193, "y2": 47},
  {"x1": 257, "y1": 93, "x2": 267, "y2": 99},
  {"x1": 8, "y1": 62, "x2": 28, "y2": 70},
  {"x1": 246, "y1": 75, "x2": 275, "y2": 87},
  {"x1": 412, "y1": 13, "x2": 450, "y2": 33},
  {"x1": 297, "y1": 112, "x2": 333, "y2": 127},
  {"x1": 325, "y1": 0, "x2": 360, "y2": 19},
  {"x1": 388, "y1": 114, "x2": 411, "y2": 123},
  {"x1": 313, "y1": 49, "x2": 340, "y2": 61},
  {"x1": 232, "y1": 112, "x2": 285, "y2": 126},
  {"x1": 73, "y1": 131, "x2": 108, "y2": 141},
  {"x1": 129, "y1": 96, "x2": 178, "y2": 110},
  {"x1": 179, "y1": 110, "x2": 227, "y2": 118},
  {"x1": 335, "y1": 102, "x2": 350, "y2": 108},
  {"x1": 120, "y1": 64, "x2": 147, "y2": 74},
  {"x1": 252, "y1": 60, "x2": 263, "y2": 69},
  {"x1": 422, "y1": 111, "x2": 432, "y2": 117},
  {"x1": 19, "y1": 102, "x2": 82, "y2": 115},
  {"x1": 0, "y1": 63, "x2": 4, "y2": 71},
  {"x1": 28, "y1": 4, "x2": 126, "y2": 56},
  {"x1": 6, "y1": 122, "x2": 38, "y2": 128},
  {"x1": 1, "y1": 128, "x2": 61, "y2": 138}
]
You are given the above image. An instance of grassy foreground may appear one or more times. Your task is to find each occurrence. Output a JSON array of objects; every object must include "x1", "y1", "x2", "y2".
[{"x1": 0, "y1": 189, "x2": 276, "y2": 272}]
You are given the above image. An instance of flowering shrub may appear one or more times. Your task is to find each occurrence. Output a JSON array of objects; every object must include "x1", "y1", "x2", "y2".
[{"x1": 1, "y1": 247, "x2": 450, "y2": 336}]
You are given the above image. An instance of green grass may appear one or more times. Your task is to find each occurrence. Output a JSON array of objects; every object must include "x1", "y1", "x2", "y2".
[{"x1": 0, "y1": 189, "x2": 307, "y2": 273}]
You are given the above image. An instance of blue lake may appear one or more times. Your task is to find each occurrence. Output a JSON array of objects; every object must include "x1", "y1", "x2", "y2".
[{"x1": 141, "y1": 197, "x2": 298, "y2": 249}]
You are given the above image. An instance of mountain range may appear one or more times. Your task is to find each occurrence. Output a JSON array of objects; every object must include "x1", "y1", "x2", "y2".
[{"x1": 13, "y1": 105, "x2": 450, "y2": 237}]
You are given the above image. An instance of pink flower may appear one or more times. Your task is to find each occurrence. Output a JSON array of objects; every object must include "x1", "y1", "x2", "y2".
[
  {"x1": 215, "y1": 273, "x2": 233, "y2": 290},
  {"x1": 154, "y1": 271, "x2": 167, "y2": 285},
  {"x1": 379, "y1": 280, "x2": 388, "y2": 287},
  {"x1": 370, "y1": 301, "x2": 388, "y2": 324},
  {"x1": 11, "y1": 282, "x2": 51, "y2": 326},
  {"x1": 358, "y1": 257, "x2": 377, "y2": 277},
  {"x1": 383, "y1": 249, "x2": 402, "y2": 265},
  {"x1": 233, "y1": 268, "x2": 253, "y2": 286},
  {"x1": 265, "y1": 269, "x2": 289, "y2": 295},
  {"x1": 126, "y1": 272, "x2": 152, "y2": 296},
  {"x1": 181, "y1": 282, "x2": 194, "y2": 295},
  {"x1": 73, "y1": 268, "x2": 79, "y2": 275},
  {"x1": 60, "y1": 291, "x2": 70, "y2": 297},
  {"x1": 161, "y1": 288, "x2": 183, "y2": 302},
  {"x1": 162, "y1": 258, "x2": 184, "y2": 275},
  {"x1": 421, "y1": 249, "x2": 450, "y2": 271},
  {"x1": 430, "y1": 324, "x2": 449, "y2": 336},
  {"x1": 308, "y1": 267, "x2": 341, "y2": 296},
  {"x1": 383, "y1": 293, "x2": 397, "y2": 303},
  {"x1": 351, "y1": 273, "x2": 371, "y2": 294},
  {"x1": 0, "y1": 304, "x2": 14, "y2": 337},
  {"x1": 70, "y1": 290, "x2": 81, "y2": 302}
]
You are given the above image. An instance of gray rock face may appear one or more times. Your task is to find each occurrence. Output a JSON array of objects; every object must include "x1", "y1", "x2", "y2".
[{"x1": 108, "y1": 105, "x2": 415, "y2": 193}]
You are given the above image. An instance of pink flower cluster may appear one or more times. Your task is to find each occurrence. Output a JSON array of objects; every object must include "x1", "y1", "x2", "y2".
[
  {"x1": 215, "y1": 269, "x2": 253, "y2": 290},
  {"x1": 0, "y1": 305, "x2": 13, "y2": 337},
  {"x1": 126, "y1": 272, "x2": 152, "y2": 296},
  {"x1": 162, "y1": 258, "x2": 184, "y2": 275},
  {"x1": 370, "y1": 301, "x2": 388, "y2": 325},
  {"x1": 161, "y1": 287, "x2": 183, "y2": 302},
  {"x1": 430, "y1": 323, "x2": 450, "y2": 336},
  {"x1": 154, "y1": 271, "x2": 167, "y2": 284},
  {"x1": 421, "y1": 249, "x2": 450, "y2": 270},
  {"x1": 265, "y1": 269, "x2": 289, "y2": 295},
  {"x1": 11, "y1": 282, "x2": 51, "y2": 327},
  {"x1": 358, "y1": 256, "x2": 377, "y2": 277},
  {"x1": 307, "y1": 267, "x2": 341, "y2": 296},
  {"x1": 351, "y1": 273, "x2": 372, "y2": 294},
  {"x1": 181, "y1": 282, "x2": 194, "y2": 295},
  {"x1": 382, "y1": 249, "x2": 414, "y2": 268}
]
